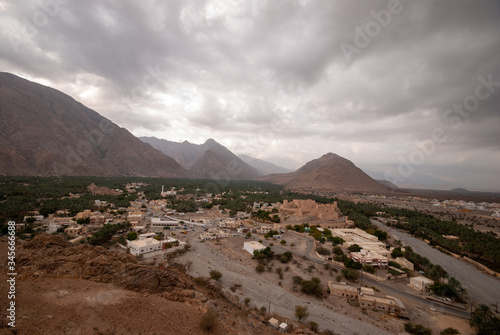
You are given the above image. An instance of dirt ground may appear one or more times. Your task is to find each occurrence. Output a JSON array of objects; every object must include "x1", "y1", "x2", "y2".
[
  {"x1": 0, "y1": 278, "x2": 213, "y2": 335},
  {"x1": 173, "y1": 231, "x2": 476, "y2": 335},
  {"x1": 176, "y1": 236, "x2": 403, "y2": 334},
  {"x1": 0, "y1": 236, "x2": 278, "y2": 335}
]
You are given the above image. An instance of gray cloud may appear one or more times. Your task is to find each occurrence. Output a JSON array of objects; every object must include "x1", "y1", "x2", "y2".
[{"x1": 0, "y1": 0, "x2": 499, "y2": 190}]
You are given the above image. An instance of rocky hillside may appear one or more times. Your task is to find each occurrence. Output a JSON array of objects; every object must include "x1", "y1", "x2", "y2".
[
  {"x1": 0, "y1": 234, "x2": 280, "y2": 334},
  {"x1": 142, "y1": 137, "x2": 261, "y2": 180},
  {"x1": 262, "y1": 153, "x2": 393, "y2": 194},
  {"x1": 0, "y1": 72, "x2": 189, "y2": 177},
  {"x1": 190, "y1": 143, "x2": 261, "y2": 180}
]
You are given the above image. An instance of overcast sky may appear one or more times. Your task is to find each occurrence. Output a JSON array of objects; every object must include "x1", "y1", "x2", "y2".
[{"x1": 1, "y1": 0, "x2": 499, "y2": 191}]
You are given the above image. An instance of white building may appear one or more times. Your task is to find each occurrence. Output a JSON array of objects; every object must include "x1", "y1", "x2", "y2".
[
  {"x1": 279, "y1": 323, "x2": 288, "y2": 333},
  {"x1": 243, "y1": 241, "x2": 266, "y2": 255},
  {"x1": 351, "y1": 249, "x2": 388, "y2": 267},
  {"x1": 46, "y1": 221, "x2": 61, "y2": 234},
  {"x1": 138, "y1": 232, "x2": 157, "y2": 240},
  {"x1": 127, "y1": 238, "x2": 161, "y2": 256},
  {"x1": 151, "y1": 218, "x2": 179, "y2": 232},
  {"x1": 409, "y1": 276, "x2": 434, "y2": 292}
]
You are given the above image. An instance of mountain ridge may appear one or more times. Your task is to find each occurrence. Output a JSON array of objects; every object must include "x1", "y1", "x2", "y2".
[
  {"x1": 262, "y1": 152, "x2": 393, "y2": 194},
  {"x1": 141, "y1": 136, "x2": 260, "y2": 180},
  {"x1": 0, "y1": 72, "x2": 190, "y2": 178}
]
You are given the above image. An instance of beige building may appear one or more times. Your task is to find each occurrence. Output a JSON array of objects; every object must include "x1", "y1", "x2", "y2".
[
  {"x1": 409, "y1": 276, "x2": 434, "y2": 292},
  {"x1": 64, "y1": 225, "x2": 87, "y2": 238},
  {"x1": 394, "y1": 257, "x2": 414, "y2": 271},
  {"x1": 90, "y1": 215, "x2": 106, "y2": 225},
  {"x1": 329, "y1": 282, "x2": 408, "y2": 318},
  {"x1": 75, "y1": 210, "x2": 93, "y2": 220},
  {"x1": 280, "y1": 199, "x2": 339, "y2": 220},
  {"x1": 127, "y1": 211, "x2": 145, "y2": 227},
  {"x1": 328, "y1": 282, "x2": 359, "y2": 299},
  {"x1": 359, "y1": 295, "x2": 406, "y2": 315}
]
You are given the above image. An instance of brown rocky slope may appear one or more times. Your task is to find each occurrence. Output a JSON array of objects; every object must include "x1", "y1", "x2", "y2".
[
  {"x1": 0, "y1": 72, "x2": 189, "y2": 177},
  {"x1": 261, "y1": 152, "x2": 394, "y2": 194},
  {"x1": 0, "y1": 234, "x2": 281, "y2": 335}
]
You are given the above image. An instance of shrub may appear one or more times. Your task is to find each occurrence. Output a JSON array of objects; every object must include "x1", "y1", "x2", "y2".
[
  {"x1": 308, "y1": 321, "x2": 319, "y2": 332},
  {"x1": 300, "y1": 277, "x2": 323, "y2": 297},
  {"x1": 295, "y1": 305, "x2": 309, "y2": 322},
  {"x1": 440, "y1": 328, "x2": 460, "y2": 335},
  {"x1": 342, "y1": 268, "x2": 359, "y2": 282},
  {"x1": 404, "y1": 322, "x2": 432, "y2": 335},
  {"x1": 256, "y1": 264, "x2": 265, "y2": 273},
  {"x1": 209, "y1": 270, "x2": 222, "y2": 281},
  {"x1": 199, "y1": 309, "x2": 218, "y2": 331},
  {"x1": 316, "y1": 245, "x2": 331, "y2": 255},
  {"x1": 362, "y1": 265, "x2": 376, "y2": 274},
  {"x1": 279, "y1": 251, "x2": 293, "y2": 263}
]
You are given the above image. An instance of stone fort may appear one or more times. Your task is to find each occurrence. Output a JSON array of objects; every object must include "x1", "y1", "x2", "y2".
[{"x1": 280, "y1": 199, "x2": 340, "y2": 220}]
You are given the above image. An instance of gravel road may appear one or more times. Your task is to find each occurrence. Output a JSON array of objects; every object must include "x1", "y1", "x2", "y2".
[
  {"x1": 179, "y1": 238, "x2": 393, "y2": 335},
  {"x1": 371, "y1": 219, "x2": 500, "y2": 306}
]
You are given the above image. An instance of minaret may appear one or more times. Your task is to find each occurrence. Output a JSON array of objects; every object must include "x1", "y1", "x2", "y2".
[{"x1": 161, "y1": 185, "x2": 164, "y2": 197}]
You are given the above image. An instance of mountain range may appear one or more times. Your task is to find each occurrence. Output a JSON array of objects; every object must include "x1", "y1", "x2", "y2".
[
  {"x1": 0, "y1": 72, "x2": 189, "y2": 178},
  {"x1": 140, "y1": 137, "x2": 262, "y2": 180},
  {"x1": 0, "y1": 72, "x2": 397, "y2": 193}
]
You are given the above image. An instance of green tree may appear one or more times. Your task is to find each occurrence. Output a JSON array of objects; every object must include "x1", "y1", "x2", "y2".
[
  {"x1": 373, "y1": 229, "x2": 387, "y2": 241},
  {"x1": 391, "y1": 247, "x2": 404, "y2": 258},
  {"x1": 300, "y1": 277, "x2": 322, "y2": 297},
  {"x1": 295, "y1": 305, "x2": 309, "y2": 323},
  {"x1": 348, "y1": 244, "x2": 361, "y2": 252},
  {"x1": 342, "y1": 268, "x2": 359, "y2": 282},
  {"x1": 470, "y1": 304, "x2": 500, "y2": 335},
  {"x1": 126, "y1": 231, "x2": 138, "y2": 240}
]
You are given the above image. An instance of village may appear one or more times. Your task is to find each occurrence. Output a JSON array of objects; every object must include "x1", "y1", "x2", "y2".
[{"x1": 13, "y1": 183, "x2": 478, "y2": 334}]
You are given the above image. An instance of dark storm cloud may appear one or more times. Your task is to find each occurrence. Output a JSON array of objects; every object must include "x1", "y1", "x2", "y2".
[{"x1": 0, "y1": 0, "x2": 499, "y2": 189}]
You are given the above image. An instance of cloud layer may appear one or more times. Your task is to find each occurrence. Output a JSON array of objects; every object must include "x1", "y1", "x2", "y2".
[{"x1": 1, "y1": 0, "x2": 499, "y2": 190}]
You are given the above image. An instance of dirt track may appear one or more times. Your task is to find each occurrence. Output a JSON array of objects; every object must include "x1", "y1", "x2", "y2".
[{"x1": 178, "y1": 236, "x2": 397, "y2": 335}]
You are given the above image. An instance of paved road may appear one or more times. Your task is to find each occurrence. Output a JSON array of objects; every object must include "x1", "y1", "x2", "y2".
[
  {"x1": 370, "y1": 219, "x2": 500, "y2": 307},
  {"x1": 269, "y1": 232, "x2": 472, "y2": 319}
]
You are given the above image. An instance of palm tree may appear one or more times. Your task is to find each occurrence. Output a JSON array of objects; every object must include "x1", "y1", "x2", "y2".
[{"x1": 470, "y1": 304, "x2": 493, "y2": 334}]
